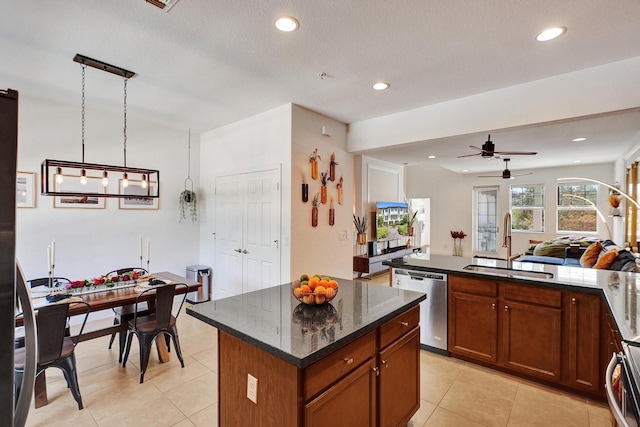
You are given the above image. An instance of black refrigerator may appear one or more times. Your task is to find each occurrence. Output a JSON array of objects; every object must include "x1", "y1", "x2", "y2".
[{"x1": 1, "y1": 89, "x2": 19, "y2": 425}]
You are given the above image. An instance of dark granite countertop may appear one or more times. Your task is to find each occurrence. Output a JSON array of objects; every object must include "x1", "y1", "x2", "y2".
[
  {"x1": 384, "y1": 252, "x2": 640, "y2": 344},
  {"x1": 186, "y1": 279, "x2": 425, "y2": 368}
]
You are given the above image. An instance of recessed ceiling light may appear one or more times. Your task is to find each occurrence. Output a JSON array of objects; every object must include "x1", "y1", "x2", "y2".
[
  {"x1": 274, "y1": 16, "x2": 299, "y2": 32},
  {"x1": 574, "y1": 160, "x2": 582, "y2": 163},
  {"x1": 572, "y1": 137, "x2": 587, "y2": 142},
  {"x1": 536, "y1": 26, "x2": 566, "y2": 42},
  {"x1": 372, "y1": 82, "x2": 390, "y2": 91},
  {"x1": 428, "y1": 155, "x2": 436, "y2": 159},
  {"x1": 462, "y1": 169, "x2": 469, "y2": 173}
]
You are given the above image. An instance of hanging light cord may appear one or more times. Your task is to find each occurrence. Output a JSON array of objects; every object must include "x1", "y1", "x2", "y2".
[
  {"x1": 187, "y1": 129, "x2": 191, "y2": 180},
  {"x1": 123, "y1": 76, "x2": 128, "y2": 168},
  {"x1": 81, "y1": 63, "x2": 86, "y2": 164}
]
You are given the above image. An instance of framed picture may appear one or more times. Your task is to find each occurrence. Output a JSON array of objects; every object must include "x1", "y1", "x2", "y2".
[
  {"x1": 54, "y1": 175, "x2": 105, "y2": 209},
  {"x1": 16, "y1": 171, "x2": 36, "y2": 208},
  {"x1": 119, "y1": 180, "x2": 159, "y2": 210}
]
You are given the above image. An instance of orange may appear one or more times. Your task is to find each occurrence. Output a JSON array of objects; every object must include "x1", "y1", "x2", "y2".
[
  {"x1": 325, "y1": 288, "x2": 335, "y2": 299},
  {"x1": 319, "y1": 279, "x2": 330, "y2": 289},
  {"x1": 302, "y1": 295, "x2": 315, "y2": 305},
  {"x1": 315, "y1": 294, "x2": 326, "y2": 304},
  {"x1": 327, "y1": 280, "x2": 338, "y2": 289},
  {"x1": 315, "y1": 285, "x2": 326, "y2": 296},
  {"x1": 293, "y1": 287, "x2": 304, "y2": 299},
  {"x1": 300, "y1": 284, "x2": 311, "y2": 294},
  {"x1": 308, "y1": 277, "x2": 320, "y2": 290}
]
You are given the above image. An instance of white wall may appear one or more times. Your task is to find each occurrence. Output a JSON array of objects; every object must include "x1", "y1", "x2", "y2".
[
  {"x1": 16, "y1": 95, "x2": 200, "y2": 281},
  {"x1": 406, "y1": 162, "x2": 616, "y2": 257},
  {"x1": 199, "y1": 104, "x2": 292, "y2": 286},
  {"x1": 290, "y1": 105, "x2": 351, "y2": 280}
]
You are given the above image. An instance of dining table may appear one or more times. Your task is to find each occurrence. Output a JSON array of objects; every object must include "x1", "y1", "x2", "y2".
[{"x1": 19, "y1": 271, "x2": 201, "y2": 408}]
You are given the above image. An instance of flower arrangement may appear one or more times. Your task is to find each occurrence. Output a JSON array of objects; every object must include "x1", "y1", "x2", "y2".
[
  {"x1": 450, "y1": 230, "x2": 467, "y2": 256},
  {"x1": 64, "y1": 270, "x2": 142, "y2": 292}
]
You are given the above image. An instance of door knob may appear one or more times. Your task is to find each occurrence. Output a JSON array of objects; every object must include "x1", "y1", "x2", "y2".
[
  {"x1": 242, "y1": 249, "x2": 249, "y2": 254},
  {"x1": 234, "y1": 248, "x2": 242, "y2": 253}
]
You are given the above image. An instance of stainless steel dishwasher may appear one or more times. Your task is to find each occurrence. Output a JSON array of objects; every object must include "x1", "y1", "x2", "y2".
[{"x1": 392, "y1": 268, "x2": 448, "y2": 354}]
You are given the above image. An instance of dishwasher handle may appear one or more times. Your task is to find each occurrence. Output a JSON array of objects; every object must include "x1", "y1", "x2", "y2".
[{"x1": 395, "y1": 269, "x2": 446, "y2": 282}]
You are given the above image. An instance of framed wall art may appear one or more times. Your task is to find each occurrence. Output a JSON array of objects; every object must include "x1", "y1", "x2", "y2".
[
  {"x1": 54, "y1": 175, "x2": 105, "y2": 209},
  {"x1": 119, "y1": 180, "x2": 159, "y2": 210},
  {"x1": 16, "y1": 171, "x2": 36, "y2": 208}
]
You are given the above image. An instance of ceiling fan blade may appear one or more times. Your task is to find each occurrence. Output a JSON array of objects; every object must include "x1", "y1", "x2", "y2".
[
  {"x1": 478, "y1": 174, "x2": 502, "y2": 178},
  {"x1": 493, "y1": 150, "x2": 538, "y2": 156},
  {"x1": 457, "y1": 146, "x2": 484, "y2": 158},
  {"x1": 512, "y1": 172, "x2": 533, "y2": 177}
]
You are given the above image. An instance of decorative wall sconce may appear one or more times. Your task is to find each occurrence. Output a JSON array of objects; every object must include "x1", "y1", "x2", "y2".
[{"x1": 41, "y1": 54, "x2": 159, "y2": 199}]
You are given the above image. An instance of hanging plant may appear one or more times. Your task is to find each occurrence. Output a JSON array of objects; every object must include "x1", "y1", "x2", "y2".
[
  {"x1": 179, "y1": 129, "x2": 197, "y2": 223},
  {"x1": 179, "y1": 189, "x2": 197, "y2": 223}
]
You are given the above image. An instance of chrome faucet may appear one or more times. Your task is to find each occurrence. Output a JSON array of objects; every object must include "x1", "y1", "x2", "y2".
[{"x1": 503, "y1": 212, "x2": 521, "y2": 262}]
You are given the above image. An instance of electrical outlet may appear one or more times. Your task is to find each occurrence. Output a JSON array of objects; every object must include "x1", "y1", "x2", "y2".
[
  {"x1": 247, "y1": 373, "x2": 258, "y2": 404},
  {"x1": 339, "y1": 230, "x2": 348, "y2": 241}
]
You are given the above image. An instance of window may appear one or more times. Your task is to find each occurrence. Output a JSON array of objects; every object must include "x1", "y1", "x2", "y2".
[
  {"x1": 510, "y1": 184, "x2": 545, "y2": 232},
  {"x1": 557, "y1": 183, "x2": 598, "y2": 233},
  {"x1": 474, "y1": 186, "x2": 498, "y2": 253}
]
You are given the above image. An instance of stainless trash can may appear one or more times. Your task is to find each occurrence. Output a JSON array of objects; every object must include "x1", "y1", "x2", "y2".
[{"x1": 186, "y1": 265, "x2": 211, "y2": 303}]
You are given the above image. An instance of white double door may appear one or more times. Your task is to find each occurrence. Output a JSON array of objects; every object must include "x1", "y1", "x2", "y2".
[{"x1": 214, "y1": 168, "x2": 281, "y2": 300}]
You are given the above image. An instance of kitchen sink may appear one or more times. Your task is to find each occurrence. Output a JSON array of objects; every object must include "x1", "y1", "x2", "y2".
[{"x1": 463, "y1": 265, "x2": 554, "y2": 279}]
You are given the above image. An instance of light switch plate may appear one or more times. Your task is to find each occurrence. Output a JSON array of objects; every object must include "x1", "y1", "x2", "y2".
[{"x1": 247, "y1": 373, "x2": 257, "y2": 404}]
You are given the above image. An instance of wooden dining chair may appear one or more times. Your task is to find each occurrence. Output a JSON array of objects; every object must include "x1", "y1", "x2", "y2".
[
  {"x1": 105, "y1": 267, "x2": 149, "y2": 362},
  {"x1": 121, "y1": 283, "x2": 188, "y2": 383},
  {"x1": 14, "y1": 300, "x2": 91, "y2": 410}
]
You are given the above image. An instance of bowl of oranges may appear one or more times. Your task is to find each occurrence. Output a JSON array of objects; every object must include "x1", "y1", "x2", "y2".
[{"x1": 292, "y1": 274, "x2": 339, "y2": 305}]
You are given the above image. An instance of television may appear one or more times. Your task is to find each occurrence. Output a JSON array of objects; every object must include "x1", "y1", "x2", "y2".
[{"x1": 374, "y1": 202, "x2": 410, "y2": 242}]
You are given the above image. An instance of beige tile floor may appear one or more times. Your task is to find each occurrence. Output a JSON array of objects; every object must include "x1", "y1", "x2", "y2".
[{"x1": 23, "y1": 281, "x2": 612, "y2": 427}]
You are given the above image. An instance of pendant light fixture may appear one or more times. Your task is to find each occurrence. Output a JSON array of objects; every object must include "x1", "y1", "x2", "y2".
[{"x1": 41, "y1": 54, "x2": 159, "y2": 199}]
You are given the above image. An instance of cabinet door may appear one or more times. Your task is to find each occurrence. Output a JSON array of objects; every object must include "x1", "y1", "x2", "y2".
[
  {"x1": 304, "y1": 358, "x2": 377, "y2": 427},
  {"x1": 568, "y1": 292, "x2": 601, "y2": 393},
  {"x1": 502, "y1": 301, "x2": 561, "y2": 381},
  {"x1": 449, "y1": 292, "x2": 498, "y2": 363},
  {"x1": 378, "y1": 328, "x2": 420, "y2": 427}
]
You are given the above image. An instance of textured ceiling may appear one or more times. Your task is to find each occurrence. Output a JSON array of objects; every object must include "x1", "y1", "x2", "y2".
[{"x1": 2, "y1": 0, "x2": 640, "y2": 172}]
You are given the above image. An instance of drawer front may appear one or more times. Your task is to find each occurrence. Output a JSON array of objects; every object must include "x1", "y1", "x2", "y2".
[
  {"x1": 379, "y1": 305, "x2": 420, "y2": 349},
  {"x1": 503, "y1": 283, "x2": 561, "y2": 308},
  {"x1": 449, "y1": 275, "x2": 498, "y2": 297},
  {"x1": 304, "y1": 330, "x2": 376, "y2": 400}
]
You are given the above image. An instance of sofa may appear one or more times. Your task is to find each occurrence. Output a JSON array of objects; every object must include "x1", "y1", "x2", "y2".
[{"x1": 519, "y1": 237, "x2": 638, "y2": 272}]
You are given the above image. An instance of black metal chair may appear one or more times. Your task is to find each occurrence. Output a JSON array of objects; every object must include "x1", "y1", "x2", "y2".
[
  {"x1": 14, "y1": 300, "x2": 91, "y2": 410},
  {"x1": 105, "y1": 267, "x2": 149, "y2": 362},
  {"x1": 28, "y1": 277, "x2": 71, "y2": 288},
  {"x1": 122, "y1": 283, "x2": 188, "y2": 383}
]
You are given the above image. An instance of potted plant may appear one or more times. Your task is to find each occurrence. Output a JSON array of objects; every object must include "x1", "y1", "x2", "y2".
[
  {"x1": 179, "y1": 189, "x2": 197, "y2": 223},
  {"x1": 353, "y1": 214, "x2": 368, "y2": 245}
]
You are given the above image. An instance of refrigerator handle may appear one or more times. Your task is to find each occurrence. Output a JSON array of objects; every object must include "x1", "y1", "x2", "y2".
[{"x1": 15, "y1": 262, "x2": 37, "y2": 427}]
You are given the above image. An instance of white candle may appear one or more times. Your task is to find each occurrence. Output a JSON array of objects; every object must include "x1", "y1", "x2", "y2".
[
  {"x1": 47, "y1": 245, "x2": 51, "y2": 271},
  {"x1": 139, "y1": 235, "x2": 143, "y2": 258},
  {"x1": 51, "y1": 239, "x2": 55, "y2": 266},
  {"x1": 147, "y1": 240, "x2": 150, "y2": 262}
]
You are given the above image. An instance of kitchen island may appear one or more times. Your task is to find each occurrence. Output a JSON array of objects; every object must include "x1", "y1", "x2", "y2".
[
  {"x1": 187, "y1": 279, "x2": 425, "y2": 426},
  {"x1": 385, "y1": 252, "x2": 640, "y2": 401}
]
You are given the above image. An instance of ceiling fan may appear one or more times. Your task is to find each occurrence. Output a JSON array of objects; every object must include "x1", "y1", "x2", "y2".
[
  {"x1": 458, "y1": 134, "x2": 537, "y2": 158},
  {"x1": 478, "y1": 158, "x2": 532, "y2": 179}
]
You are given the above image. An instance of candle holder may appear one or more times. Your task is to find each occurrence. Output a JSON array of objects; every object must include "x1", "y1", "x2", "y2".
[
  {"x1": 140, "y1": 255, "x2": 144, "y2": 269},
  {"x1": 147, "y1": 260, "x2": 150, "y2": 274}
]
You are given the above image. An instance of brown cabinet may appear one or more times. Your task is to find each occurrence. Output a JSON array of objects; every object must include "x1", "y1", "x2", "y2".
[
  {"x1": 220, "y1": 305, "x2": 421, "y2": 426},
  {"x1": 566, "y1": 291, "x2": 601, "y2": 393},
  {"x1": 502, "y1": 283, "x2": 562, "y2": 382},
  {"x1": 449, "y1": 274, "x2": 604, "y2": 398},
  {"x1": 305, "y1": 358, "x2": 378, "y2": 427},
  {"x1": 449, "y1": 276, "x2": 499, "y2": 363},
  {"x1": 378, "y1": 327, "x2": 420, "y2": 427}
]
